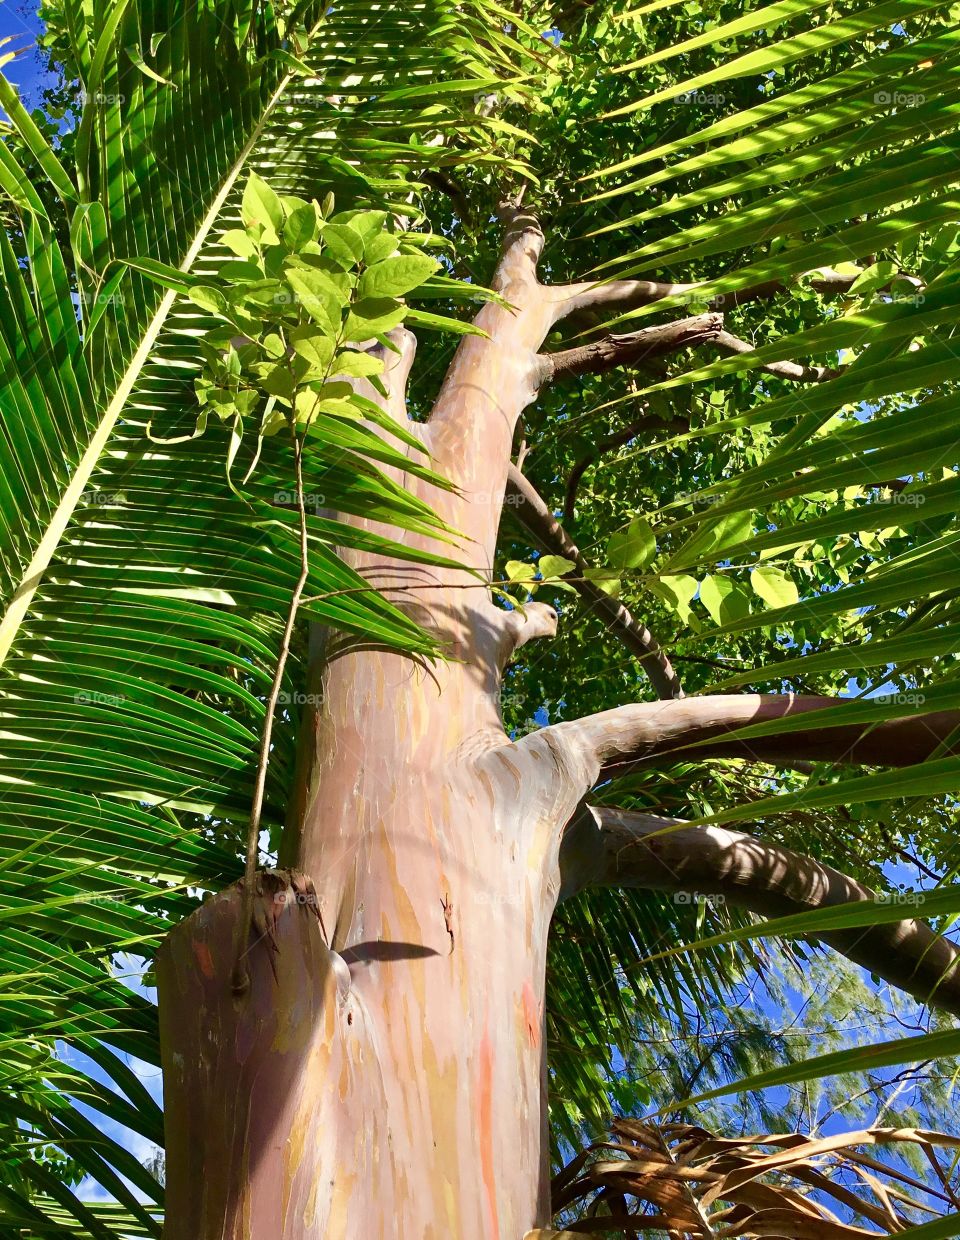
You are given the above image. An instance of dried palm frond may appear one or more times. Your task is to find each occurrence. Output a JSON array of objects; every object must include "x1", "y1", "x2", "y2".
[{"x1": 548, "y1": 1118, "x2": 960, "y2": 1238}]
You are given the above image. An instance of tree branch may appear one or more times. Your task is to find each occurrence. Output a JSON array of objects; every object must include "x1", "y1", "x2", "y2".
[
  {"x1": 425, "y1": 203, "x2": 555, "y2": 555},
  {"x1": 504, "y1": 464, "x2": 682, "y2": 700},
  {"x1": 376, "y1": 326, "x2": 420, "y2": 422},
  {"x1": 543, "y1": 693, "x2": 960, "y2": 783},
  {"x1": 493, "y1": 197, "x2": 545, "y2": 293},
  {"x1": 551, "y1": 277, "x2": 700, "y2": 321},
  {"x1": 560, "y1": 806, "x2": 960, "y2": 1017},
  {"x1": 537, "y1": 313, "x2": 723, "y2": 384},
  {"x1": 555, "y1": 324, "x2": 831, "y2": 524},
  {"x1": 551, "y1": 267, "x2": 895, "y2": 323},
  {"x1": 714, "y1": 330, "x2": 842, "y2": 384}
]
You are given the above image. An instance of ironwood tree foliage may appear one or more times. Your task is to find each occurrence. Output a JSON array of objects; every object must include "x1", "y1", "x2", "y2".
[{"x1": 3, "y1": 0, "x2": 960, "y2": 1235}]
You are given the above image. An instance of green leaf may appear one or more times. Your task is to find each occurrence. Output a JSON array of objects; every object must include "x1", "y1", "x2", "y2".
[
  {"x1": 583, "y1": 567, "x2": 622, "y2": 597},
  {"x1": 331, "y1": 350, "x2": 385, "y2": 380},
  {"x1": 242, "y1": 172, "x2": 284, "y2": 240},
  {"x1": 285, "y1": 268, "x2": 345, "y2": 333},
  {"x1": 188, "y1": 285, "x2": 229, "y2": 316},
  {"x1": 125, "y1": 41, "x2": 175, "y2": 87},
  {"x1": 357, "y1": 254, "x2": 441, "y2": 300},
  {"x1": 221, "y1": 228, "x2": 258, "y2": 258},
  {"x1": 283, "y1": 205, "x2": 318, "y2": 251},
  {"x1": 652, "y1": 573, "x2": 698, "y2": 624},
  {"x1": 343, "y1": 298, "x2": 406, "y2": 342},
  {"x1": 0, "y1": 72, "x2": 77, "y2": 204},
  {"x1": 896, "y1": 1215, "x2": 960, "y2": 1240},
  {"x1": 322, "y1": 222, "x2": 365, "y2": 267},
  {"x1": 698, "y1": 575, "x2": 750, "y2": 627},
  {"x1": 290, "y1": 329, "x2": 336, "y2": 373},
  {"x1": 333, "y1": 209, "x2": 389, "y2": 250},
  {"x1": 848, "y1": 259, "x2": 900, "y2": 296},
  {"x1": 403, "y1": 307, "x2": 488, "y2": 337},
  {"x1": 505, "y1": 560, "x2": 537, "y2": 583},
  {"x1": 539, "y1": 555, "x2": 576, "y2": 579},
  {"x1": 749, "y1": 566, "x2": 799, "y2": 609},
  {"x1": 606, "y1": 517, "x2": 656, "y2": 569}
]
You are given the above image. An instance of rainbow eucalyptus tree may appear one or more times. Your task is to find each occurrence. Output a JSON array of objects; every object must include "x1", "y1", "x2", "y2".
[{"x1": 3, "y1": 0, "x2": 960, "y2": 1236}]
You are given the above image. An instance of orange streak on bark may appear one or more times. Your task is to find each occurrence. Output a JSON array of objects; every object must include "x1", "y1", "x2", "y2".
[
  {"x1": 521, "y1": 980, "x2": 540, "y2": 1048},
  {"x1": 191, "y1": 939, "x2": 214, "y2": 979},
  {"x1": 477, "y1": 1024, "x2": 500, "y2": 1240}
]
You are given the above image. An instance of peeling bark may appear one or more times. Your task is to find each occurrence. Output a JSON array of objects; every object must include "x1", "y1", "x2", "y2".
[{"x1": 537, "y1": 313, "x2": 723, "y2": 382}]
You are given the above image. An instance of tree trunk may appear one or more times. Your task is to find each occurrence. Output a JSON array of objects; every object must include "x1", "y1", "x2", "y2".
[
  {"x1": 157, "y1": 207, "x2": 580, "y2": 1238},
  {"x1": 159, "y1": 629, "x2": 585, "y2": 1237}
]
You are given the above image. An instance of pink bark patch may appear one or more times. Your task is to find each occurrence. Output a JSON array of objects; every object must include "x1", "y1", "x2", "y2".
[
  {"x1": 521, "y1": 980, "x2": 540, "y2": 1048},
  {"x1": 476, "y1": 1025, "x2": 500, "y2": 1240},
  {"x1": 191, "y1": 939, "x2": 215, "y2": 979}
]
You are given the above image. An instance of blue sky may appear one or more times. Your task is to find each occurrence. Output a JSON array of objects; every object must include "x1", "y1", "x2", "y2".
[{"x1": 0, "y1": 0, "x2": 52, "y2": 109}]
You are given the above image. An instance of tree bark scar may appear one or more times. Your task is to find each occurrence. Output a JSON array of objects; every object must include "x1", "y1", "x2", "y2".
[
  {"x1": 521, "y1": 980, "x2": 540, "y2": 1048},
  {"x1": 441, "y1": 891, "x2": 455, "y2": 954}
]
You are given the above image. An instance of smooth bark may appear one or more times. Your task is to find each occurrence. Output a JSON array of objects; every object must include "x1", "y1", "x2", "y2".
[
  {"x1": 559, "y1": 807, "x2": 960, "y2": 1015},
  {"x1": 159, "y1": 204, "x2": 578, "y2": 1239},
  {"x1": 547, "y1": 693, "x2": 960, "y2": 781}
]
